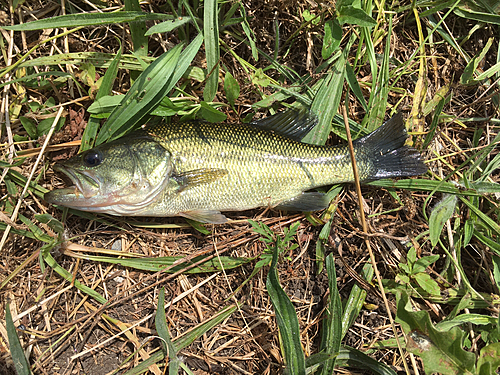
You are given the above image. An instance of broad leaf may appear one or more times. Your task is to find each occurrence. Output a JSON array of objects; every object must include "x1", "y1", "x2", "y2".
[
  {"x1": 396, "y1": 290, "x2": 476, "y2": 375},
  {"x1": 477, "y1": 343, "x2": 500, "y2": 375},
  {"x1": 322, "y1": 19, "x2": 341, "y2": 60},
  {"x1": 337, "y1": 6, "x2": 377, "y2": 27},
  {"x1": 224, "y1": 71, "x2": 240, "y2": 108},
  {"x1": 429, "y1": 194, "x2": 457, "y2": 246}
]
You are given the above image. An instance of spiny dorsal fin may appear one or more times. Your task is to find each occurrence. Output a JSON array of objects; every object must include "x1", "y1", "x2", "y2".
[{"x1": 250, "y1": 108, "x2": 318, "y2": 142}]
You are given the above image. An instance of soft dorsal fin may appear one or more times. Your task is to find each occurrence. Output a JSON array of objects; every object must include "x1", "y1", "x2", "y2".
[{"x1": 250, "y1": 108, "x2": 318, "y2": 142}]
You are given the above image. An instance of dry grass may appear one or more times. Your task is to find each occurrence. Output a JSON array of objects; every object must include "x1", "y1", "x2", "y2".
[{"x1": 1, "y1": 0, "x2": 500, "y2": 374}]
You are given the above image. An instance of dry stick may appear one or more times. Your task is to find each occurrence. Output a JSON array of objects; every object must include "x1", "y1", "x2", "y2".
[
  {"x1": 0, "y1": 106, "x2": 65, "y2": 252},
  {"x1": 0, "y1": 26, "x2": 83, "y2": 80},
  {"x1": 341, "y1": 106, "x2": 411, "y2": 375}
]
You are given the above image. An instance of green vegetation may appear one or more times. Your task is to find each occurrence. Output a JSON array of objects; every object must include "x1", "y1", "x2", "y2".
[{"x1": 1, "y1": 0, "x2": 500, "y2": 374}]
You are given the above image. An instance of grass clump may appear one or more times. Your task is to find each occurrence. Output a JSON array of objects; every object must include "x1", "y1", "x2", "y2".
[{"x1": 0, "y1": 0, "x2": 500, "y2": 374}]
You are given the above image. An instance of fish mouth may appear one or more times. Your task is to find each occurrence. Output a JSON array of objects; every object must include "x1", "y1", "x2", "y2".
[
  {"x1": 54, "y1": 164, "x2": 100, "y2": 198},
  {"x1": 45, "y1": 164, "x2": 100, "y2": 206}
]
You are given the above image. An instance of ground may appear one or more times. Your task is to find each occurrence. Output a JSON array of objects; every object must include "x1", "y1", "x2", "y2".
[{"x1": 0, "y1": 0, "x2": 499, "y2": 374}]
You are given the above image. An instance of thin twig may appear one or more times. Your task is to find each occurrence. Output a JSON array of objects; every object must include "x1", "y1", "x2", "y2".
[
  {"x1": 342, "y1": 106, "x2": 411, "y2": 375},
  {"x1": 0, "y1": 106, "x2": 65, "y2": 252}
]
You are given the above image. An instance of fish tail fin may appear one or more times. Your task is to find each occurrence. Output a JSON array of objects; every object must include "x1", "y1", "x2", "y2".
[{"x1": 355, "y1": 113, "x2": 427, "y2": 180}]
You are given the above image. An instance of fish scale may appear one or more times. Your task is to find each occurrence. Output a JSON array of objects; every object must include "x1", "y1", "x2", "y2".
[
  {"x1": 144, "y1": 121, "x2": 355, "y2": 213},
  {"x1": 45, "y1": 111, "x2": 427, "y2": 223}
]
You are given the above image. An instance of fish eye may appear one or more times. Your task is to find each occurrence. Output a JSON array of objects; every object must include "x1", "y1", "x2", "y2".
[{"x1": 82, "y1": 150, "x2": 103, "y2": 168}]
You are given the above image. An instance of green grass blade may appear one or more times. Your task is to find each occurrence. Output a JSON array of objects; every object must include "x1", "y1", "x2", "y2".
[
  {"x1": 125, "y1": 0, "x2": 148, "y2": 82},
  {"x1": 426, "y1": 13, "x2": 464, "y2": 60},
  {"x1": 436, "y1": 313, "x2": 499, "y2": 331},
  {"x1": 0, "y1": 220, "x2": 38, "y2": 241},
  {"x1": 368, "y1": 178, "x2": 500, "y2": 197},
  {"x1": 1, "y1": 11, "x2": 172, "y2": 31},
  {"x1": 18, "y1": 214, "x2": 55, "y2": 243},
  {"x1": 43, "y1": 250, "x2": 107, "y2": 304},
  {"x1": 173, "y1": 33, "x2": 204, "y2": 84},
  {"x1": 422, "y1": 94, "x2": 446, "y2": 149},
  {"x1": 122, "y1": 305, "x2": 236, "y2": 375},
  {"x1": 5, "y1": 303, "x2": 32, "y2": 375},
  {"x1": 88, "y1": 94, "x2": 126, "y2": 114},
  {"x1": 466, "y1": 131, "x2": 500, "y2": 181},
  {"x1": 67, "y1": 253, "x2": 252, "y2": 273},
  {"x1": 319, "y1": 254, "x2": 342, "y2": 374},
  {"x1": 0, "y1": 71, "x2": 71, "y2": 90},
  {"x1": 94, "y1": 33, "x2": 202, "y2": 144},
  {"x1": 474, "y1": 230, "x2": 500, "y2": 257},
  {"x1": 7, "y1": 169, "x2": 48, "y2": 198},
  {"x1": 305, "y1": 353, "x2": 335, "y2": 373},
  {"x1": 266, "y1": 244, "x2": 305, "y2": 375},
  {"x1": 239, "y1": 3, "x2": 258, "y2": 61},
  {"x1": 365, "y1": 16, "x2": 392, "y2": 131},
  {"x1": 461, "y1": 37, "x2": 493, "y2": 85},
  {"x1": 303, "y1": 36, "x2": 354, "y2": 146},
  {"x1": 80, "y1": 43, "x2": 122, "y2": 152},
  {"x1": 337, "y1": 346, "x2": 397, "y2": 375},
  {"x1": 203, "y1": 0, "x2": 220, "y2": 101},
  {"x1": 81, "y1": 115, "x2": 108, "y2": 151},
  {"x1": 469, "y1": 181, "x2": 500, "y2": 194},
  {"x1": 345, "y1": 62, "x2": 368, "y2": 111},
  {"x1": 95, "y1": 44, "x2": 183, "y2": 144},
  {"x1": 18, "y1": 52, "x2": 155, "y2": 70},
  {"x1": 475, "y1": 60, "x2": 500, "y2": 81},
  {"x1": 460, "y1": 196, "x2": 500, "y2": 236},
  {"x1": 156, "y1": 288, "x2": 180, "y2": 374},
  {"x1": 257, "y1": 48, "x2": 302, "y2": 83},
  {"x1": 173, "y1": 304, "x2": 237, "y2": 351},
  {"x1": 145, "y1": 17, "x2": 193, "y2": 36},
  {"x1": 361, "y1": 25, "x2": 378, "y2": 100},
  {"x1": 419, "y1": 0, "x2": 458, "y2": 17},
  {"x1": 341, "y1": 263, "x2": 373, "y2": 339},
  {"x1": 493, "y1": 254, "x2": 500, "y2": 290},
  {"x1": 454, "y1": 6, "x2": 500, "y2": 25}
]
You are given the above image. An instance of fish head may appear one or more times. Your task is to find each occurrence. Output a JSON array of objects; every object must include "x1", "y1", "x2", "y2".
[{"x1": 45, "y1": 135, "x2": 172, "y2": 215}]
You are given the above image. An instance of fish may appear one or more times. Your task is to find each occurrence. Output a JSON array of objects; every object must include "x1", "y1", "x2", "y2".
[{"x1": 45, "y1": 110, "x2": 427, "y2": 223}]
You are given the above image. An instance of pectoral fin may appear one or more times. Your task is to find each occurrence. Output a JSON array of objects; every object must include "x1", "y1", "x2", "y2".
[
  {"x1": 180, "y1": 209, "x2": 228, "y2": 224},
  {"x1": 174, "y1": 168, "x2": 228, "y2": 192},
  {"x1": 276, "y1": 192, "x2": 330, "y2": 212}
]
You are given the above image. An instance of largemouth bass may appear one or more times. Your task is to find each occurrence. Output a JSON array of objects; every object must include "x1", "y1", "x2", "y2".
[{"x1": 45, "y1": 110, "x2": 427, "y2": 223}]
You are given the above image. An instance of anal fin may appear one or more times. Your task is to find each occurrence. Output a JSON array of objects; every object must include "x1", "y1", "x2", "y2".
[
  {"x1": 276, "y1": 192, "x2": 330, "y2": 212},
  {"x1": 180, "y1": 209, "x2": 228, "y2": 224}
]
